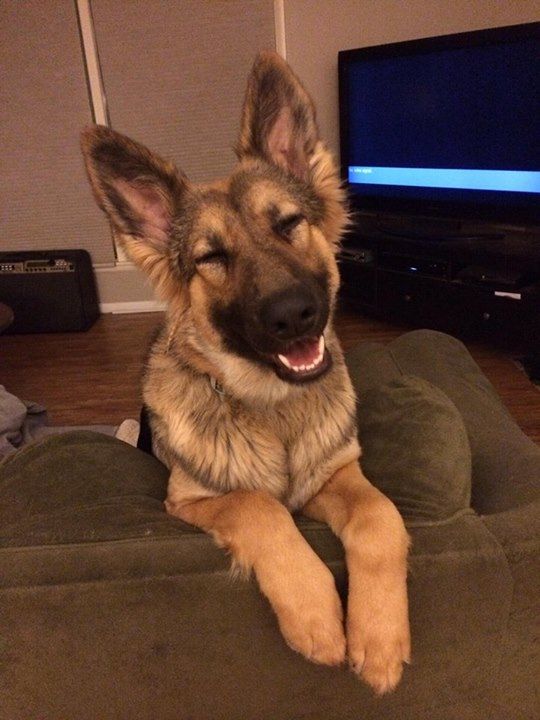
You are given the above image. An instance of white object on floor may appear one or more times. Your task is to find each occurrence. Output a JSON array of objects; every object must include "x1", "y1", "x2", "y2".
[{"x1": 115, "y1": 418, "x2": 140, "y2": 447}]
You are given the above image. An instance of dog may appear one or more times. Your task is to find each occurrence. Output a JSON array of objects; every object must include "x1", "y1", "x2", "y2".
[{"x1": 81, "y1": 51, "x2": 410, "y2": 694}]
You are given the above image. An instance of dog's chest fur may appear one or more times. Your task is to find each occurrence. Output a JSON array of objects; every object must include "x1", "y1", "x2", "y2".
[{"x1": 145, "y1": 334, "x2": 360, "y2": 511}]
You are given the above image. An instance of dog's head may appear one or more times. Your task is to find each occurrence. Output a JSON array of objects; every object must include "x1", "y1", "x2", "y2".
[{"x1": 81, "y1": 52, "x2": 347, "y2": 395}]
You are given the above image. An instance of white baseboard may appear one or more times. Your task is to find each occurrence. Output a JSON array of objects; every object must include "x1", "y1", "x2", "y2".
[{"x1": 100, "y1": 300, "x2": 166, "y2": 314}]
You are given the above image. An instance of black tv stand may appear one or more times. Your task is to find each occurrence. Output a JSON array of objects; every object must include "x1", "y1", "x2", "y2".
[
  {"x1": 378, "y1": 227, "x2": 506, "y2": 243},
  {"x1": 339, "y1": 214, "x2": 540, "y2": 377},
  {"x1": 375, "y1": 215, "x2": 507, "y2": 243},
  {"x1": 376, "y1": 214, "x2": 462, "y2": 239}
]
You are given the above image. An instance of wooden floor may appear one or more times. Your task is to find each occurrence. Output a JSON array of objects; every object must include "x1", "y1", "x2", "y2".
[{"x1": 2, "y1": 309, "x2": 539, "y2": 444}]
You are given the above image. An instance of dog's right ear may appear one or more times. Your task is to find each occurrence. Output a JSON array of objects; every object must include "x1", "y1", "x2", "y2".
[{"x1": 81, "y1": 125, "x2": 187, "y2": 260}]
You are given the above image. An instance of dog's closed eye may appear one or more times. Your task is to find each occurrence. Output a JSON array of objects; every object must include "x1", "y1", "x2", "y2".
[
  {"x1": 274, "y1": 213, "x2": 305, "y2": 240},
  {"x1": 195, "y1": 249, "x2": 229, "y2": 266}
]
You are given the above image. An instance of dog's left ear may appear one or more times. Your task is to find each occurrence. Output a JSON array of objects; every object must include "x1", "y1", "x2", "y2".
[{"x1": 236, "y1": 52, "x2": 319, "y2": 181}]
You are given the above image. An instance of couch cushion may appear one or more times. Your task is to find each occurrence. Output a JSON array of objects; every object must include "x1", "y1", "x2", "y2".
[
  {"x1": 0, "y1": 430, "x2": 174, "y2": 547},
  {"x1": 388, "y1": 330, "x2": 540, "y2": 513},
  {"x1": 345, "y1": 331, "x2": 540, "y2": 514},
  {"x1": 357, "y1": 375, "x2": 472, "y2": 525}
]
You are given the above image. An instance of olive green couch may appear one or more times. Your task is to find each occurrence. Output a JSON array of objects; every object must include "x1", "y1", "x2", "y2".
[{"x1": 0, "y1": 330, "x2": 538, "y2": 720}]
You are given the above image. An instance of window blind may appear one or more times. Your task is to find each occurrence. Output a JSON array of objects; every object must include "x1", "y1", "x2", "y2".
[
  {"x1": 0, "y1": 0, "x2": 116, "y2": 264},
  {"x1": 91, "y1": 0, "x2": 276, "y2": 183}
]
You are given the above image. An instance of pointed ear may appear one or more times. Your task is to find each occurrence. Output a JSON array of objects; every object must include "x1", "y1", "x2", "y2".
[
  {"x1": 236, "y1": 52, "x2": 319, "y2": 181},
  {"x1": 80, "y1": 125, "x2": 186, "y2": 249}
]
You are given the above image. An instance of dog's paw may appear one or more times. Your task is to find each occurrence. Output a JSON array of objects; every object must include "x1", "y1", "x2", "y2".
[
  {"x1": 278, "y1": 590, "x2": 346, "y2": 666},
  {"x1": 262, "y1": 559, "x2": 346, "y2": 666},
  {"x1": 348, "y1": 620, "x2": 410, "y2": 694}
]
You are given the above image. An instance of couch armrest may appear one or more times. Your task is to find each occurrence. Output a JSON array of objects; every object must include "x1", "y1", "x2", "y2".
[
  {"x1": 482, "y1": 498, "x2": 540, "y2": 548},
  {"x1": 480, "y1": 500, "x2": 540, "y2": 719},
  {"x1": 0, "y1": 508, "x2": 519, "y2": 720}
]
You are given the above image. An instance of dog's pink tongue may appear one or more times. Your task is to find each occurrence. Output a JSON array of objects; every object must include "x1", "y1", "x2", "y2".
[{"x1": 282, "y1": 337, "x2": 320, "y2": 365}]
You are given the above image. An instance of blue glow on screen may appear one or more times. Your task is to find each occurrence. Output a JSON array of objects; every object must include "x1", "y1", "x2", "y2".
[
  {"x1": 348, "y1": 166, "x2": 540, "y2": 193},
  {"x1": 342, "y1": 34, "x2": 540, "y2": 210}
]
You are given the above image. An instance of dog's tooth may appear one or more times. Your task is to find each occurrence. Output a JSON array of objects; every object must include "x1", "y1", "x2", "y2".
[
  {"x1": 279, "y1": 341, "x2": 325, "y2": 374},
  {"x1": 278, "y1": 354, "x2": 292, "y2": 369}
]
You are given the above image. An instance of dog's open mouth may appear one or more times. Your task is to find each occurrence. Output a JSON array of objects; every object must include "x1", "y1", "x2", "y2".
[{"x1": 272, "y1": 335, "x2": 331, "y2": 383}]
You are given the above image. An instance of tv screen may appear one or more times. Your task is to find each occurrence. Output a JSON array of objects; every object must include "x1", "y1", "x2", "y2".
[{"x1": 339, "y1": 22, "x2": 540, "y2": 226}]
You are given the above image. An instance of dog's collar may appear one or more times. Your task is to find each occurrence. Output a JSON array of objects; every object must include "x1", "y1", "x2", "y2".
[{"x1": 209, "y1": 375, "x2": 226, "y2": 398}]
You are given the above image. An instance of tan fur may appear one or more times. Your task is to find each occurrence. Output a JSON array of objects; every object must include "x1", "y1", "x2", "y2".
[
  {"x1": 171, "y1": 483, "x2": 346, "y2": 665},
  {"x1": 303, "y1": 462, "x2": 411, "y2": 694},
  {"x1": 145, "y1": 325, "x2": 359, "y2": 505},
  {"x1": 81, "y1": 51, "x2": 410, "y2": 694}
]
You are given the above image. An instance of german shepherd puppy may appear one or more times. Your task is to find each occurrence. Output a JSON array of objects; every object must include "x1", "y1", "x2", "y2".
[{"x1": 81, "y1": 52, "x2": 410, "y2": 694}]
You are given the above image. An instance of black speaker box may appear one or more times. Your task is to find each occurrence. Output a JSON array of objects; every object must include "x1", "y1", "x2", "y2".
[{"x1": 0, "y1": 250, "x2": 100, "y2": 334}]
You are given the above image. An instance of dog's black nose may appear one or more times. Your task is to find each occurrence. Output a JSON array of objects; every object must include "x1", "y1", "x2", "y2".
[{"x1": 260, "y1": 286, "x2": 319, "y2": 341}]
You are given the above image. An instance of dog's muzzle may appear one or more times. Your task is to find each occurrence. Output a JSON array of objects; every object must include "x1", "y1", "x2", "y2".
[{"x1": 257, "y1": 285, "x2": 331, "y2": 383}]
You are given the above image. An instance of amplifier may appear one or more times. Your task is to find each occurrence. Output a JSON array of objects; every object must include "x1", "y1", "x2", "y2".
[{"x1": 0, "y1": 250, "x2": 100, "y2": 334}]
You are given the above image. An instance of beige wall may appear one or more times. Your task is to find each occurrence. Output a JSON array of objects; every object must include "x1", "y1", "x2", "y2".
[{"x1": 283, "y1": 0, "x2": 540, "y2": 156}]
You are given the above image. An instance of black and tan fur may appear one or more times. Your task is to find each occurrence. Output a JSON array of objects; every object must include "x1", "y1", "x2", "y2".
[{"x1": 81, "y1": 52, "x2": 410, "y2": 694}]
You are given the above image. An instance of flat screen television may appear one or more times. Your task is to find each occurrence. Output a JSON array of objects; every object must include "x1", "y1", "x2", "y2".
[{"x1": 338, "y1": 22, "x2": 540, "y2": 232}]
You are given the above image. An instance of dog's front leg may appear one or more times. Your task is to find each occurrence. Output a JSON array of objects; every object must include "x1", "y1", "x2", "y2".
[
  {"x1": 166, "y1": 477, "x2": 346, "y2": 667},
  {"x1": 302, "y1": 461, "x2": 410, "y2": 694}
]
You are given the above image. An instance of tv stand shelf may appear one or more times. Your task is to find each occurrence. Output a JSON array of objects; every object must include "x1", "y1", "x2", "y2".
[{"x1": 339, "y1": 217, "x2": 540, "y2": 365}]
